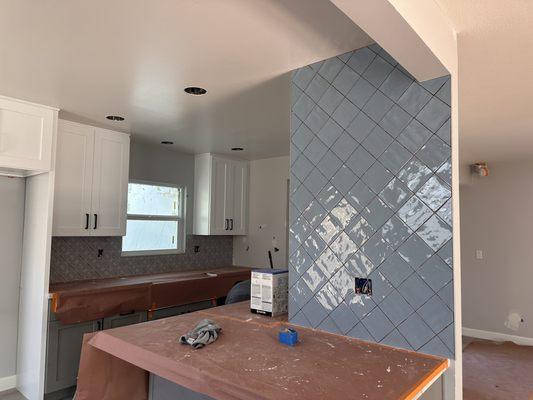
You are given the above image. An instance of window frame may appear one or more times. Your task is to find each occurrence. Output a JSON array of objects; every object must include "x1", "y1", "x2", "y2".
[{"x1": 121, "y1": 179, "x2": 187, "y2": 257}]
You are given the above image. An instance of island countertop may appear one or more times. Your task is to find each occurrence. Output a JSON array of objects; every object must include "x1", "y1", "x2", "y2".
[{"x1": 77, "y1": 302, "x2": 448, "y2": 400}]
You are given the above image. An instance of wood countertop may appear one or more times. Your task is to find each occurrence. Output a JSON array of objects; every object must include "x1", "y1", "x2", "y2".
[{"x1": 84, "y1": 302, "x2": 448, "y2": 400}]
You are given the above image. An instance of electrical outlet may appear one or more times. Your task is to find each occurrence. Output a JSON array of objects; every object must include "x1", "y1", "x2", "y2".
[
  {"x1": 355, "y1": 278, "x2": 372, "y2": 295},
  {"x1": 475, "y1": 250, "x2": 483, "y2": 260}
]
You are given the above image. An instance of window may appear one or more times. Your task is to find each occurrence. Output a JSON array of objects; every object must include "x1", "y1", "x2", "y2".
[{"x1": 122, "y1": 181, "x2": 186, "y2": 256}]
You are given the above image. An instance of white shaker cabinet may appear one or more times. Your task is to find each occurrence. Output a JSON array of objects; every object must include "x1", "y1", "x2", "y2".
[
  {"x1": 53, "y1": 120, "x2": 130, "y2": 236},
  {"x1": 193, "y1": 153, "x2": 248, "y2": 236},
  {"x1": 0, "y1": 95, "x2": 58, "y2": 177}
]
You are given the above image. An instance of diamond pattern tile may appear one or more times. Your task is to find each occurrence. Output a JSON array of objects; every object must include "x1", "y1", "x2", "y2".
[{"x1": 289, "y1": 45, "x2": 453, "y2": 359}]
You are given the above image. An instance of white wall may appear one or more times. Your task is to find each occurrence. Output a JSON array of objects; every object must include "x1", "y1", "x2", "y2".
[
  {"x1": 129, "y1": 142, "x2": 195, "y2": 233},
  {"x1": 461, "y1": 160, "x2": 533, "y2": 339},
  {"x1": 0, "y1": 177, "x2": 25, "y2": 387},
  {"x1": 233, "y1": 156, "x2": 289, "y2": 268}
]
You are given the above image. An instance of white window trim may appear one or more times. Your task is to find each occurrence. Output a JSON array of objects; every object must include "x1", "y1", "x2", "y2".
[{"x1": 121, "y1": 179, "x2": 187, "y2": 257}]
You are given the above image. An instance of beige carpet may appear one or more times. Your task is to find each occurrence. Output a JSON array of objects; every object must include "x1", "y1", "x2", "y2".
[{"x1": 463, "y1": 340, "x2": 533, "y2": 400}]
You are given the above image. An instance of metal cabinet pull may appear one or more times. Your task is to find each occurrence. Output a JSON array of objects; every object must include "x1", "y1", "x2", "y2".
[
  {"x1": 85, "y1": 213, "x2": 90, "y2": 230},
  {"x1": 230, "y1": 219, "x2": 234, "y2": 230},
  {"x1": 94, "y1": 214, "x2": 98, "y2": 230},
  {"x1": 224, "y1": 219, "x2": 229, "y2": 230}
]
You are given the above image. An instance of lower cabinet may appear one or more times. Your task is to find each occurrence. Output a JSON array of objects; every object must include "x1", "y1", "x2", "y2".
[
  {"x1": 151, "y1": 300, "x2": 214, "y2": 320},
  {"x1": 150, "y1": 374, "x2": 215, "y2": 400},
  {"x1": 45, "y1": 311, "x2": 148, "y2": 396},
  {"x1": 45, "y1": 319, "x2": 100, "y2": 394}
]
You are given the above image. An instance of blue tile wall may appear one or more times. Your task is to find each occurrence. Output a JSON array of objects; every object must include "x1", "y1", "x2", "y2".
[{"x1": 289, "y1": 44, "x2": 454, "y2": 359}]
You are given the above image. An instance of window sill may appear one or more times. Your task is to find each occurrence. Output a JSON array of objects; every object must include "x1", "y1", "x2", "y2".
[{"x1": 121, "y1": 249, "x2": 186, "y2": 257}]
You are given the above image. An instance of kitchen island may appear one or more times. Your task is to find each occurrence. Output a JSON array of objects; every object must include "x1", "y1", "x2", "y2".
[{"x1": 76, "y1": 302, "x2": 448, "y2": 400}]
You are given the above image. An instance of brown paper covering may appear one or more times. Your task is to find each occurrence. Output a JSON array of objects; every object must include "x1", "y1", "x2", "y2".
[
  {"x1": 50, "y1": 267, "x2": 251, "y2": 324},
  {"x1": 78, "y1": 302, "x2": 448, "y2": 400}
]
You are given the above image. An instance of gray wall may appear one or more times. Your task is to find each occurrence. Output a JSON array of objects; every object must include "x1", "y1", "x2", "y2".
[
  {"x1": 50, "y1": 143, "x2": 233, "y2": 283},
  {"x1": 461, "y1": 160, "x2": 533, "y2": 339},
  {"x1": 0, "y1": 177, "x2": 25, "y2": 379},
  {"x1": 288, "y1": 45, "x2": 454, "y2": 358}
]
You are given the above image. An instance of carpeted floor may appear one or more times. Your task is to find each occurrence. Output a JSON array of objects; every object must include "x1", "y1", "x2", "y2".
[{"x1": 463, "y1": 340, "x2": 533, "y2": 400}]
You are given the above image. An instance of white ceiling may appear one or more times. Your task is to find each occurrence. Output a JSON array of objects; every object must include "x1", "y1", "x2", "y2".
[
  {"x1": 434, "y1": 0, "x2": 533, "y2": 163},
  {"x1": 0, "y1": 0, "x2": 372, "y2": 159}
]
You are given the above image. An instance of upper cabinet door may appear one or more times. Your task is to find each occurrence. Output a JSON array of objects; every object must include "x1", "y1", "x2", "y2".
[
  {"x1": 210, "y1": 157, "x2": 231, "y2": 235},
  {"x1": 0, "y1": 96, "x2": 57, "y2": 174},
  {"x1": 90, "y1": 128, "x2": 130, "y2": 236},
  {"x1": 52, "y1": 121, "x2": 95, "y2": 236},
  {"x1": 230, "y1": 160, "x2": 248, "y2": 235}
]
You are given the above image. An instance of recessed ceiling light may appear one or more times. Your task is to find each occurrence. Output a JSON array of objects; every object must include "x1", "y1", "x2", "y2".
[
  {"x1": 231, "y1": 147, "x2": 244, "y2": 151},
  {"x1": 161, "y1": 141, "x2": 174, "y2": 145},
  {"x1": 184, "y1": 87, "x2": 207, "y2": 95},
  {"x1": 106, "y1": 115, "x2": 125, "y2": 121}
]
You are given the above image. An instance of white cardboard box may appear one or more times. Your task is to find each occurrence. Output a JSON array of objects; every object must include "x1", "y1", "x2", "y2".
[{"x1": 250, "y1": 269, "x2": 288, "y2": 317}]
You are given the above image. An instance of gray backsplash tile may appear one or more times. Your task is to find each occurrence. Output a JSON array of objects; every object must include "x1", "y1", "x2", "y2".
[
  {"x1": 50, "y1": 235, "x2": 233, "y2": 283},
  {"x1": 289, "y1": 45, "x2": 453, "y2": 359}
]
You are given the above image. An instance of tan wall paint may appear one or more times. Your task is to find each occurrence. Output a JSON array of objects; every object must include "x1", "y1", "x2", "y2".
[
  {"x1": 461, "y1": 160, "x2": 533, "y2": 339},
  {"x1": 233, "y1": 156, "x2": 289, "y2": 269}
]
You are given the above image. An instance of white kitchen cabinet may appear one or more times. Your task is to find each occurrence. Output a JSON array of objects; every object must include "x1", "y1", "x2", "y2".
[
  {"x1": 0, "y1": 95, "x2": 58, "y2": 177},
  {"x1": 53, "y1": 120, "x2": 130, "y2": 236},
  {"x1": 193, "y1": 153, "x2": 248, "y2": 236}
]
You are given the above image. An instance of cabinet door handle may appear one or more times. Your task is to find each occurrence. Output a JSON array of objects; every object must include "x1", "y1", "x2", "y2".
[
  {"x1": 97, "y1": 320, "x2": 102, "y2": 331},
  {"x1": 85, "y1": 213, "x2": 90, "y2": 230},
  {"x1": 224, "y1": 219, "x2": 229, "y2": 231},
  {"x1": 230, "y1": 219, "x2": 234, "y2": 231},
  {"x1": 94, "y1": 214, "x2": 98, "y2": 230}
]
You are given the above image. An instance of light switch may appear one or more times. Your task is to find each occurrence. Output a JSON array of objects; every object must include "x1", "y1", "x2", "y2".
[{"x1": 475, "y1": 250, "x2": 483, "y2": 260}]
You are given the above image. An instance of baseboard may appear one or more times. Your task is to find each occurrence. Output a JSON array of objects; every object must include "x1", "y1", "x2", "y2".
[
  {"x1": 0, "y1": 375, "x2": 17, "y2": 392},
  {"x1": 463, "y1": 327, "x2": 533, "y2": 346}
]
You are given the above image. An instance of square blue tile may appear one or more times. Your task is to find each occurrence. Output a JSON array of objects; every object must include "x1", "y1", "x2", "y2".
[
  {"x1": 291, "y1": 123, "x2": 314, "y2": 151},
  {"x1": 301, "y1": 263, "x2": 327, "y2": 292},
  {"x1": 416, "y1": 215, "x2": 452, "y2": 251},
  {"x1": 362, "y1": 197, "x2": 393, "y2": 231},
  {"x1": 305, "y1": 74, "x2": 330, "y2": 103},
  {"x1": 331, "y1": 165, "x2": 357, "y2": 194},
  {"x1": 379, "y1": 105, "x2": 412, "y2": 138},
  {"x1": 418, "y1": 254, "x2": 453, "y2": 292},
  {"x1": 397, "y1": 195, "x2": 433, "y2": 230},
  {"x1": 316, "y1": 150, "x2": 343, "y2": 179},
  {"x1": 379, "y1": 141, "x2": 412, "y2": 174},
  {"x1": 361, "y1": 162, "x2": 393, "y2": 194},
  {"x1": 398, "y1": 312, "x2": 434, "y2": 350},
  {"x1": 332, "y1": 98, "x2": 359, "y2": 129},
  {"x1": 346, "y1": 292, "x2": 377, "y2": 320},
  {"x1": 398, "y1": 119, "x2": 433, "y2": 153},
  {"x1": 379, "y1": 178, "x2": 412, "y2": 211},
  {"x1": 361, "y1": 126, "x2": 393, "y2": 158},
  {"x1": 302, "y1": 167, "x2": 328, "y2": 194},
  {"x1": 318, "y1": 85, "x2": 344, "y2": 115},
  {"x1": 361, "y1": 307, "x2": 395, "y2": 341},
  {"x1": 303, "y1": 137, "x2": 328, "y2": 163},
  {"x1": 416, "y1": 176, "x2": 451, "y2": 211},
  {"x1": 318, "y1": 57, "x2": 345, "y2": 82},
  {"x1": 380, "y1": 216, "x2": 412, "y2": 249},
  {"x1": 346, "y1": 180, "x2": 375, "y2": 211},
  {"x1": 362, "y1": 235, "x2": 394, "y2": 266},
  {"x1": 398, "y1": 82, "x2": 432, "y2": 116},
  {"x1": 346, "y1": 111, "x2": 376, "y2": 143},
  {"x1": 302, "y1": 297, "x2": 329, "y2": 328},
  {"x1": 362, "y1": 56, "x2": 394, "y2": 88},
  {"x1": 330, "y1": 266, "x2": 355, "y2": 298},
  {"x1": 293, "y1": 66, "x2": 315, "y2": 90},
  {"x1": 417, "y1": 96, "x2": 450, "y2": 133},
  {"x1": 420, "y1": 76, "x2": 448, "y2": 94},
  {"x1": 346, "y1": 146, "x2": 376, "y2": 177},
  {"x1": 331, "y1": 132, "x2": 358, "y2": 162},
  {"x1": 346, "y1": 78, "x2": 377, "y2": 109},
  {"x1": 302, "y1": 231, "x2": 327, "y2": 260},
  {"x1": 332, "y1": 65, "x2": 359, "y2": 95},
  {"x1": 378, "y1": 252, "x2": 414, "y2": 287},
  {"x1": 379, "y1": 68, "x2": 413, "y2": 101},
  {"x1": 416, "y1": 135, "x2": 450, "y2": 171},
  {"x1": 345, "y1": 250, "x2": 375, "y2": 278},
  {"x1": 347, "y1": 47, "x2": 376, "y2": 74},
  {"x1": 418, "y1": 295, "x2": 453, "y2": 334},
  {"x1": 316, "y1": 184, "x2": 343, "y2": 212},
  {"x1": 302, "y1": 199, "x2": 328, "y2": 229},
  {"x1": 304, "y1": 105, "x2": 329, "y2": 134},
  {"x1": 379, "y1": 290, "x2": 414, "y2": 326},
  {"x1": 346, "y1": 216, "x2": 376, "y2": 248},
  {"x1": 318, "y1": 118, "x2": 344, "y2": 147},
  {"x1": 397, "y1": 157, "x2": 432, "y2": 191},
  {"x1": 363, "y1": 91, "x2": 394, "y2": 123},
  {"x1": 398, "y1": 273, "x2": 434, "y2": 309},
  {"x1": 331, "y1": 302, "x2": 359, "y2": 334},
  {"x1": 293, "y1": 92, "x2": 316, "y2": 120},
  {"x1": 347, "y1": 322, "x2": 374, "y2": 342},
  {"x1": 315, "y1": 247, "x2": 343, "y2": 278},
  {"x1": 397, "y1": 234, "x2": 433, "y2": 269}
]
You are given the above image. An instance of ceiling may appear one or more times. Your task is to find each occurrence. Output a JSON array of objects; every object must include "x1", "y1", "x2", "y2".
[
  {"x1": 434, "y1": 0, "x2": 533, "y2": 163},
  {"x1": 0, "y1": 0, "x2": 372, "y2": 159}
]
